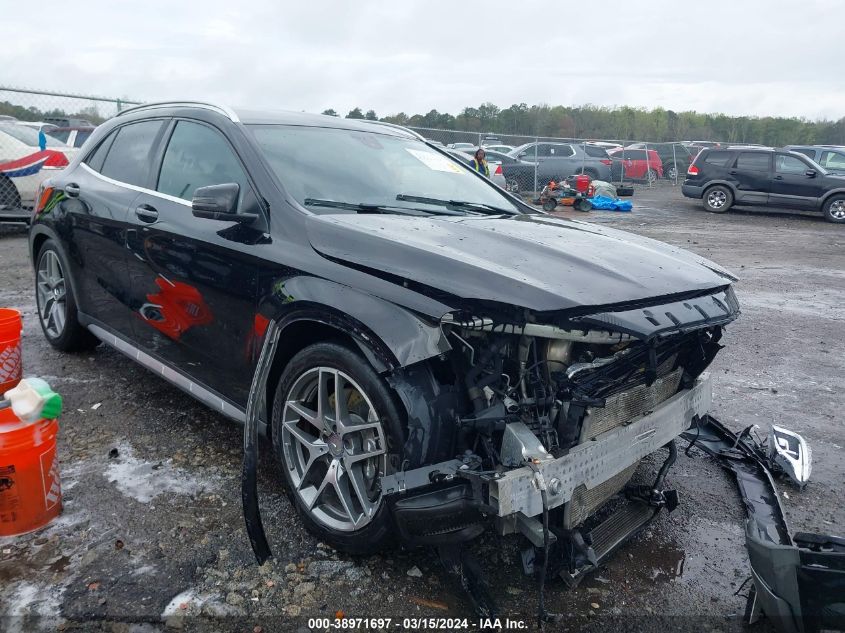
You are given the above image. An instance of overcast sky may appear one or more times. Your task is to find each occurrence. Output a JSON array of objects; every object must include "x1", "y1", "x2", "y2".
[{"x1": 2, "y1": 0, "x2": 843, "y2": 122}]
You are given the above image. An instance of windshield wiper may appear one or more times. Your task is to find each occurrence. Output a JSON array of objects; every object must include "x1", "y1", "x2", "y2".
[
  {"x1": 304, "y1": 198, "x2": 430, "y2": 216},
  {"x1": 395, "y1": 194, "x2": 516, "y2": 216}
]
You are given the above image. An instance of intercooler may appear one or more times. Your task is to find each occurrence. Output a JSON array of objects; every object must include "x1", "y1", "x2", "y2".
[{"x1": 562, "y1": 365, "x2": 684, "y2": 528}]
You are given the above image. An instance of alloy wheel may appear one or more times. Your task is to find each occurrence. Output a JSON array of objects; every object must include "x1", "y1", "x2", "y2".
[
  {"x1": 830, "y1": 200, "x2": 845, "y2": 220},
  {"x1": 282, "y1": 367, "x2": 387, "y2": 532},
  {"x1": 36, "y1": 250, "x2": 67, "y2": 339},
  {"x1": 707, "y1": 190, "x2": 727, "y2": 209},
  {"x1": 667, "y1": 165, "x2": 678, "y2": 181}
]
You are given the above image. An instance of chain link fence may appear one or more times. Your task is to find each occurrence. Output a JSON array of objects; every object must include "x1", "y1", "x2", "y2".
[
  {"x1": 0, "y1": 87, "x2": 140, "y2": 217},
  {"x1": 408, "y1": 125, "x2": 707, "y2": 195}
]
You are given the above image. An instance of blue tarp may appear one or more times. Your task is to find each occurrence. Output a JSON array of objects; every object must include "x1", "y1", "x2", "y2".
[{"x1": 588, "y1": 195, "x2": 632, "y2": 212}]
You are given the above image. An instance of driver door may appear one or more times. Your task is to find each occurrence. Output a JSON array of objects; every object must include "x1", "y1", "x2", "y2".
[{"x1": 769, "y1": 153, "x2": 825, "y2": 209}]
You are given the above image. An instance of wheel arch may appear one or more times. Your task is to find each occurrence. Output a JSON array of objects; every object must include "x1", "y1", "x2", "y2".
[
  {"x1": 702, "y1": 180, "x2": 738, "y2": 196},
  {"x1": 258, "y1": 278, "x2": 453, "y2": 444},
  {"x1": 28, "y1": 225, "x2": 85, "y2": 308},
  {"x1": 819, "y1": 188, "x2": 845, "y2": 210}
]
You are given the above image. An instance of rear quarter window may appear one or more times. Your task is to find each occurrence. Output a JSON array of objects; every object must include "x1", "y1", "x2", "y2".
[
  {"x1": 584, "y1": 145, "x2": 609, "y2": 158},
  {"x1": 735, "y1": 152, "x2": 770, "y2": 172},
  {"x1": 703, "y1": 151, "x2": 731, "y2": 166}
]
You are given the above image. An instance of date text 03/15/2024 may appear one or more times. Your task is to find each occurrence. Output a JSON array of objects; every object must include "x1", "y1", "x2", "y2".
[{"x1": 306, "y1": 617, "x2": 529, "y2": 630}]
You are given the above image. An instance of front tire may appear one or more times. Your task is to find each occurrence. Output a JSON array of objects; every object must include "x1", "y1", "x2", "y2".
[
  {"x1": 703, "y1": 185, "x2": 733, "y2": 213},
  {"x1": 34, "y1": 239, "x2": 99, "y2": 352},
  {"x1": 271, "y1": 342, "x2": 405, "y2": 554},
  {"x1": 822, "y1": 194, "x2": 845, "y2": 223}
]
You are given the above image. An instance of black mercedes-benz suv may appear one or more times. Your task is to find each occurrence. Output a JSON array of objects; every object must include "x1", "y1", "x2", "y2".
[
  {"x1": 29, "y1": 102, "x2": 738, "y2": 574},
  {"x1": 682, "y1": 146, "x2": 845, "y2": 222}
]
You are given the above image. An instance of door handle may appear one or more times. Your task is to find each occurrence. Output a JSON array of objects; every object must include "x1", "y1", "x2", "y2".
[
  {"x1": 774, "y1": 175, "x2": 783, "y2": 180},
  {"x1": 135, "y1": 204, "x2": 159, "y2": 222},
  {"x1": 728, "y1": 170, "x2": 738, "y2": 175},
  {"x1": 64, "y1": 183, "x2": 80, "y2": 197}
]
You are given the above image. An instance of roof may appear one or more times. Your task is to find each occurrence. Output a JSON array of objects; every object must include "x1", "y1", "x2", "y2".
[{"x1": 115, "y1": 101, "x2": 420, "y2": 139}]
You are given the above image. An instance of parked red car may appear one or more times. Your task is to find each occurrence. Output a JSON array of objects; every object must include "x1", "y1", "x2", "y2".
[{"x1": 608, "y1": 148, "x2": 664, "y2": 183}]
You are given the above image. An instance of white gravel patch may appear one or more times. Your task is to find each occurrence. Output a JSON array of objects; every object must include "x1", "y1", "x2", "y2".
[
  {"x1": 104, "y1": 444, "x2": 216, "y2": 503},
  {"x1": 1, "y1": 581, "x2": 64, "y2": 632}
]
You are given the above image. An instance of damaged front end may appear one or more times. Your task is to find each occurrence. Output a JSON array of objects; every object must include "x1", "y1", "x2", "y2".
[{"x1": 382, "y1": 286, "x2": 739, "y2": 589}]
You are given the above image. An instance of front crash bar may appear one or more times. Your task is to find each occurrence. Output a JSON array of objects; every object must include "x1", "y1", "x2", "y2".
[
  {"x1": 682, "y1": 416, "x2": 845, "y2": 633},
  {"x1": 489, "y1": 373, "x2": 711, "y2": 517}
]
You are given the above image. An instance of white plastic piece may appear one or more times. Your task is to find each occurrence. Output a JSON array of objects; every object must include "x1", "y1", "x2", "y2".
[
  {"x1": 769, "y1": 424, "x2": 812, "y2": 487},
  {"x1": 3, "y1": 378, "x2": 48, "y2": 424}
]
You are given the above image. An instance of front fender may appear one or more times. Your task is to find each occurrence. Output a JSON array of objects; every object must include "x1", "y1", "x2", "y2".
[{"x1": 259, "y1": 275, "x2": 452, "y2": 371}]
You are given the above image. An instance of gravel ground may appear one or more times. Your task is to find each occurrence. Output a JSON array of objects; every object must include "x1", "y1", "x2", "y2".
[{"x1": 0, "y1": 185, "x2": 842, "y2": 632}]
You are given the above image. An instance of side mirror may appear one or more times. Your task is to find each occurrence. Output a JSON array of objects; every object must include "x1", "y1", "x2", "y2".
[
  {"x1": 192, "y1": 183, "x2": 255, "y2": 223},
  {"x1": 805, "y1": 169, "x2": 816, "y2": 178}
]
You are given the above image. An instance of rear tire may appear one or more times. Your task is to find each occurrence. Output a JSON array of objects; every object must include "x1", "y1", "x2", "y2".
[
  {"x1": 271, "y1": 342, "x2": 406, "y2": 554},
  {"x1": 645, "y1": 169, "x2": 658, "y2": 184},
  {"x1": 822, "y1": 194, "x2": 845, "y2": 223},
  {"x1": 34, "y1": 239, "x2": 100, "y2": 352},
  {"x1": 665, "y1": 163, "x2": 683, "y2": 181},
  {"x1": 542, "y1": 199, "x2": 557, "y2": 212},
  {"x1": 702, "y1": 185, "x2": 733, "y2": 213}
]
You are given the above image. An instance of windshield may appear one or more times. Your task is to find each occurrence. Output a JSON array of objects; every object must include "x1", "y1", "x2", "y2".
[
  {"x1": 249, "y1": 125, "x2": 521, "y2": 215},
  {"x1": 0, "y1": 123, "x2": 65, "y2": 148}
]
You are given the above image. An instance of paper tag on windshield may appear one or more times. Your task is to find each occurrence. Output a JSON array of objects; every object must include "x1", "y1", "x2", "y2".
[{"x1": 406, "y1": 148, "x2": 464, "y2": 174}]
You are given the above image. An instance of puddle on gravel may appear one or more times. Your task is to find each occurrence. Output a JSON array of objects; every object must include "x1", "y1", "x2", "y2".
[{"x1": 626, "y1": 518, "x2": 746, "y2": 587}]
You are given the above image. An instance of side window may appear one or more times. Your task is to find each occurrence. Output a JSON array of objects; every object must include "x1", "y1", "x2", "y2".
[
  {"x1": 549, "y1": 145, "x2": 574, "y2": 157},
  {"x1": 85, "y1": 133, "x2": 116, "y2": 172},
  {"x1": 100, "y1": 120, "x2": 166, "y2": 186},
  {"x1": 735, "y1": 152, "x2": 770, "y2": 172},
  {"x1": 156, "y1": 121, "x2": 248, "y2": 204},
  {"x1": 791, "y1": 148, "x2": 815, "y2": 159},
  {"x1": 775, "y1": 155, "x2": 808, "y2": 174},
  {"x1": 820, "y1": 151, "x2": 845, "y2": 170}
]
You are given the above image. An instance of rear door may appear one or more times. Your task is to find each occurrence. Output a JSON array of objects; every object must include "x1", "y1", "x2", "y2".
[
  {"x1": 124, "y1": 118, "x2": 263, "y2": 407},
  {"x1": 544, "y1": 143, "x2": 577, "y2": 179},
  {"x1": 60, "y1": 119, "x2": 167, "y2": 338},
  {"x1": 728, "y1": 152, "x2": 771, "y2": 204},
  {"x1": 769, "y1": 153, "x2": 826, "y2": 209}
]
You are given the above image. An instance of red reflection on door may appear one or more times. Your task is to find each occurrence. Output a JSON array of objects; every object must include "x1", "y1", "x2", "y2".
[{"x1": 139, "y1": 277, "x2": 213, "y2": 340}]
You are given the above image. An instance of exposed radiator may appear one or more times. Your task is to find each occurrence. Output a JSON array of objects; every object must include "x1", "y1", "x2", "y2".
[
  {"x1": 580, "y1": 365, "x2": 684, "y2": 442},
  {"x1": 563, "y1": 462, "x2": 639, "y2": 528},
  {"x1": 561, "y1": 364, "x2": 683, "y2": 528}
]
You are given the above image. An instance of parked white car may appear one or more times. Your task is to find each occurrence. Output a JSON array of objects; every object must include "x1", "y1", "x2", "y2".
[{"x1": 0, "y1": 122, "x2": 76, "y2": 219}]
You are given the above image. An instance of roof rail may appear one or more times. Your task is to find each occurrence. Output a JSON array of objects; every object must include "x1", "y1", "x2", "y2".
[
  {"x1": 361, "y1": 119, "x2": 426, "y2": 141},
  {"x1": 115, "y1": 101, "x2": 240, "y2": 123}
]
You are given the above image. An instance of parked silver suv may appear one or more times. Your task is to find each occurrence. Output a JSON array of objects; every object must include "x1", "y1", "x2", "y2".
[{"x1": 508, "y1": 141, "x2": 613, "y2": 181}]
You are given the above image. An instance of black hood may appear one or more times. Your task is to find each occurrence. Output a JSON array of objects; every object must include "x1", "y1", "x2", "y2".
[{"x1": 306, "y1": 212, "x2": 735, "y2": 312}]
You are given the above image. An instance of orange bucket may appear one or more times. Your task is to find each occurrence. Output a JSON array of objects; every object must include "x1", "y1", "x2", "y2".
[
  {"x1": 0, "y1": 407, "x2": 62, "y2": 536},
  {"x1": 0, "y1": 308, "x2": 23, "y2": 395}
]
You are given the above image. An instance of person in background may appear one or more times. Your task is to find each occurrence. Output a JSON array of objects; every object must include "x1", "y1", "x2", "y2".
[{"x1": 471, "y1": 148, "x2": 489, "y2": 177}]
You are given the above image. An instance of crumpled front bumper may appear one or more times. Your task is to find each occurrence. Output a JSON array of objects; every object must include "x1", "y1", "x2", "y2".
[{"x1": 489, "y1": 373, "x2": 712, "y2": 518}]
